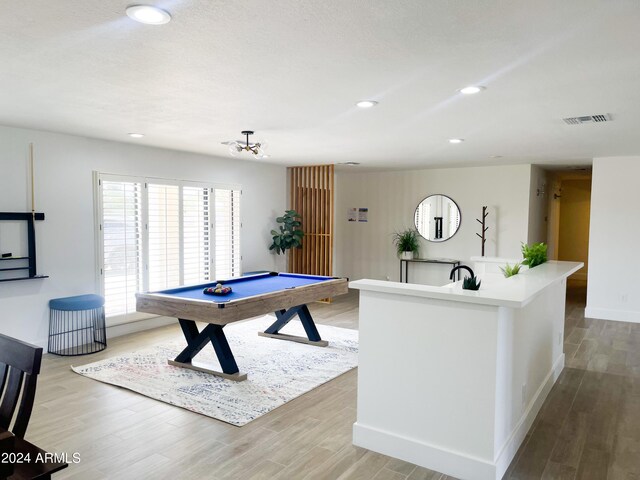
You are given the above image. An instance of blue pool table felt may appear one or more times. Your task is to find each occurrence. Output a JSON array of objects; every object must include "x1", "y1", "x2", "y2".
[{"x1": 154, "y1": 273, "x2": 334, "y2": 303}]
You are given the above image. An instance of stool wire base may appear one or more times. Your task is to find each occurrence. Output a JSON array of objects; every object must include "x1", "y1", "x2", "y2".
[{"x1": 48, "y1": 306, "x2": 107, "y2": 356}]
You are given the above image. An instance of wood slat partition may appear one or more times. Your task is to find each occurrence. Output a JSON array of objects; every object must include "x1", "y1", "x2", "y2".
[{"x1": 289, "y1": 165, "x2": 334, "y2": 278}]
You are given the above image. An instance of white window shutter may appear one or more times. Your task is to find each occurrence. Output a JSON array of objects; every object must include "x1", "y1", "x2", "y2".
[
  {"x1": 214, "y1": 188, "x2": 241, "y2": 279},
  {"x1": 147, "y1": 183, "x2": 180, "y2": 290},
  {"x1": 101, "y1": 180, "x2": 143, "y2": 317},
  {"x1": 97, "y1": 176, "x2": 241, "y2": 320},
  {"x1": 183, "y1": 186, "x2": 211, "y2": 285}
]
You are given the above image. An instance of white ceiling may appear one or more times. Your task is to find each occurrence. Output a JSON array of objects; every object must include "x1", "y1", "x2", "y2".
[{"x1": 1, "y1": 0, "x2": 639, "y2": 170}]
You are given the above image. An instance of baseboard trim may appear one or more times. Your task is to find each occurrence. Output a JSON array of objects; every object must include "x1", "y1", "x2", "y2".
[
  {"x1": 353, "y1": 423, "x2": 496, "y2": 480},
  {"x1": 353, "y1": 354, "x2": 565, "y2": 480},
  {"x1": 106, "y1": 316, "x2": 175, "y2": 339},
  {"x1": 585, "y1": 306, "x2": 640, "y2": 324}
]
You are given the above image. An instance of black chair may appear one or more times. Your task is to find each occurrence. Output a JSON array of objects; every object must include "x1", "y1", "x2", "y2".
[
  {"x1": 0, "y1": 334, "x2": 68, "y2": 479},
  {"x1": 0, "y1": 333, "x2": 42, "y2": 438}
]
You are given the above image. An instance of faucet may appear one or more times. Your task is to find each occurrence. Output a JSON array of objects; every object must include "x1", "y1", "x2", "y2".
[{"x1": 449, "y1": 265, "x2": 475, "y2": 281}]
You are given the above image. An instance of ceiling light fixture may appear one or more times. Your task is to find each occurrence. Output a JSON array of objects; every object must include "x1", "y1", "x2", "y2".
[
  {"x1": 356, "y1": 100, "x2": 378, "y2": 108},
  {"x1": 226, "y1": 131, "x2": 267, "y2": 159},
  {"x1": 448, "y1": 138, "x2": 464, "y2": 144},
  {"x1": 459, "y1": 86, "x2": 485, "y2": 95},
  {"x1": 126, "y1": 5, "x2": 172, "y2": 25},
  {"x1": 128, "y1": 133, "x2": 145, "y2": 138},
  {"x1": 337, "y1": 162, "x2": 361, "y2": 166}
]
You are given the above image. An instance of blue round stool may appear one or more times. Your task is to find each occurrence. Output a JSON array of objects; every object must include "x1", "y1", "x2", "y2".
[{"x1": 48, "y1": 294, "x2": 107, "y2": 356}]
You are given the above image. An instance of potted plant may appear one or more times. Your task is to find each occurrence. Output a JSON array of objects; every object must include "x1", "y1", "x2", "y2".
[
  {"x1": 392, "y1": 229, "x2": 420, "y2": 260},
  {"x1": 462, "y1": 275, "x2": 482, "y2": 290},
  {"x1": 269, "y1": 210, "x2": 304, "y2": 255},
  {"x1": 499, "y1": 262, "x2": 522, "y2": 278},
  {"x1": 521, "y1": 242, "x2": 547, "y2": 268}
]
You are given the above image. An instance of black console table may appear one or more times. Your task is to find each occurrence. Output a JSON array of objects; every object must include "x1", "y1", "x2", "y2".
[{"x1": 400, "y1": 257, "x2": 461, "y2": 283}]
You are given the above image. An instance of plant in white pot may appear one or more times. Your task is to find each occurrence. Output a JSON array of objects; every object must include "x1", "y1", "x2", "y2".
[{"x1": 392, "y1": 228, "x2": 420, "y2": 260}]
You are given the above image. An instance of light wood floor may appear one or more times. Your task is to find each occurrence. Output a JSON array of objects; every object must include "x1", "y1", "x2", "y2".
[{"x1": 26, "y1": 285, "x2": 640, "y2": 480}]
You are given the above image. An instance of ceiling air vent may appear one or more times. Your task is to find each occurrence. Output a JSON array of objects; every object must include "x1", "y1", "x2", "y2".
[{"x1": 562, "y1": 114, "x2": 612, "y2": 125}]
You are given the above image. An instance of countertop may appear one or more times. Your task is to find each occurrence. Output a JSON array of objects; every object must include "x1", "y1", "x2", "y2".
[{"x1": 349, "y1": 260, "x2": 583, "y2": 308}]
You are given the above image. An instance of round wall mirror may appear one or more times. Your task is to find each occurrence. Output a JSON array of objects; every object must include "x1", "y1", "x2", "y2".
[{"x1": 414, "y1": 194, "x2": 461, "y2": 242}]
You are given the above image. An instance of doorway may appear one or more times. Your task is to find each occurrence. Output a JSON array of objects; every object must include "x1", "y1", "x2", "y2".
[{"x1": 547, "y1": 168, "x2": 592, "y2": 286}]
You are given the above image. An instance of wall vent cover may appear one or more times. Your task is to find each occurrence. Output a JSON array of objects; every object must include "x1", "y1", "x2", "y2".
[{"x1": 563, "y1": 114, "x2": 612, "y2": 125}]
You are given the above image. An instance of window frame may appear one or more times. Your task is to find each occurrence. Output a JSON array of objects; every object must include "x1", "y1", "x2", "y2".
[{"x1": 93, "y1": 172, "x2": 242, "y2": 326}]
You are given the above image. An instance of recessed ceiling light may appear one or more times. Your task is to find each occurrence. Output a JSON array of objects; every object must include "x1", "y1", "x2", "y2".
[
  {"x1": 356, "y1": 100, "x2": 378, "y2": 109},
  {"x1": 338, "y1": 162, "x2": 361, "y2": 166},
  {"x1": 128, "y1": 133, "x2": 145, "y2": 138},
  {"x1": 448, "y1": 138, "x2": 464, "y2": 144},
  {"x1": 126, "y1": 5, "x2": 172, "y2": 25},
  {"x1": 459, "y1": 86, "x2": 485, "y2": 95},
  {"x1": 490, "y1": 155, "x2": 503, "y2": 158}
]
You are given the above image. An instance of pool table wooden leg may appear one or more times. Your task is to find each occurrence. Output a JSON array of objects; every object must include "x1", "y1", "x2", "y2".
[
  {"x1": 259, "y1": 304, "x2": 328, "y2": 347},
  {"x1": 170, "y1": 319, "x2": 247, "y2": 381}
]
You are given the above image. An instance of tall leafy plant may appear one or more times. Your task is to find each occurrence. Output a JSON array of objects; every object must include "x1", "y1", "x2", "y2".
[
  {"x1": 269, "y1": 210, "x2": 304, "y2": 255},
  {"x1": 392, "y1": 229, "x2": 420, "y2": 257},
  {"x1": 521, "y1": 242, "x2": 547, "y2": 268}
]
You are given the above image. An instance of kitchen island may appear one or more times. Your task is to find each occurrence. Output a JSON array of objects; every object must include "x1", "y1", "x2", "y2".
[{"x1": 349, "y1": 260, "x2": 582, "y2": 480}]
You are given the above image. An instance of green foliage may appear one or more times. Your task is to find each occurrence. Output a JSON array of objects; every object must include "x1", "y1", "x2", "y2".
[
  {"x1": 392, "y1": 229, "x2": 420, "y2": 257},
  {"x1": 500, "y1": 262, "x2": 522, "y2": 278},
  {"x1": 521, "y1": 242, "x2": 548, "y2": 268},
  {"x1": 462, "y1": 275, "x2": 481, "y2": 290},
  {"x1": 269, "y1": 210, "x2": 304, "y2": 255}
]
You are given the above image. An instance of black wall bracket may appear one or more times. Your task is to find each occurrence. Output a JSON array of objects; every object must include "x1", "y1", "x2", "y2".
[{"x1": 0, "y1": 212, "x2": 47, "y2": 282}]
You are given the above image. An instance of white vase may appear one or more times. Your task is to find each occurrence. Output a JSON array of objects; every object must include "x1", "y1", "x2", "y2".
[{"x1": 400, "y1": 251, "x2": 414, "y2": 260}]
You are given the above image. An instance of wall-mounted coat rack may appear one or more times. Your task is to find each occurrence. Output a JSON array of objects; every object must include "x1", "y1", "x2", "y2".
[{"x1": 476, "y1": 206, "x2": 489, "y2": 257}]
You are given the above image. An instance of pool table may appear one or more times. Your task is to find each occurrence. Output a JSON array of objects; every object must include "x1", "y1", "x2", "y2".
[{"x1": 136, "y1": 272, "x2": 348, "y2": 381}]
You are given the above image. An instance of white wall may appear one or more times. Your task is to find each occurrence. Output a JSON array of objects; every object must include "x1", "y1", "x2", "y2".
[
  {"x1": 0, "y1": 125, "x2": 286, "y2": 347},
  {"x1": 586, "y1": 156, "x2": 640, "y2": 322},
  {"x1": 334, "y1": 164, "x2": 532, "y2": 284}
]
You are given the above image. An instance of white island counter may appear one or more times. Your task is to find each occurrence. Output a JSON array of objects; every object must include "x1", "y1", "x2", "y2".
[{"x1": 350, "y1": 260, "x2": 582, "y2": 480}]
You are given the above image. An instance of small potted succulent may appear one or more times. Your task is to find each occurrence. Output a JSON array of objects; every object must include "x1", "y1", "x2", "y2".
[
  {"x1": 453, "y1": 265, "x2": 482, "y2": 290},
  {"x1": 392, "y1": 229, "x2": 420, "y2": 260},
  {"x1": 462, "y1": 275, "x2": 482, "y2": 290},
  {"x1": 500, "y1": 262, "x2": 522, "y2": 278}
]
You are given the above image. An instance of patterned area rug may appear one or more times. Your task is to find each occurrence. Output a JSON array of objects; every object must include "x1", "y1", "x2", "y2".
[{"x1": 72, "y1": 316, "x2": 358, "y2": 426}]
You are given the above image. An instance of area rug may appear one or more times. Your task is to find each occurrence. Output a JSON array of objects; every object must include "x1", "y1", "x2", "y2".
[{"x1": 71, "y1": 316, "x2": 358, "y2": 426}]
